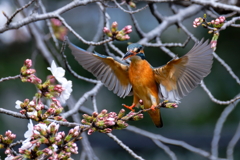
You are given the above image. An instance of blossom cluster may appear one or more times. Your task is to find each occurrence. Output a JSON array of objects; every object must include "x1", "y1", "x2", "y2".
[
  {"x1": 20, "y1": 59, "x2": 41, "y2": 84},
  {"x1": 81, "y1": 109, "x2": 143, "y2": 135},
  {"x1": 193, "y1": 15, "x2": 226, "y2": 51},
  {"x1": 0, "y1": 130, "x2": 16, "y2": 156},
  {"x1": 51, "y1": 18, "x2": 68, "y2": 41},
  {"x1": 5, "y1": 120, "x2": 80, "y2": 159},
  {"x1": 210, "y1": 16, "x2": 225, "y2": 28},
  {"x1": 103, "y1": 21, "x2": 132, "y2": 41},
  {"x1": 17, "y1": 60, "x2": 72, "y2": 121},
  {"x1": 192, "y1": 15, "x2": 225, "y2": 29},
  {"x1": 193, "y1": 17, "x2": 203, "y2": 28}
]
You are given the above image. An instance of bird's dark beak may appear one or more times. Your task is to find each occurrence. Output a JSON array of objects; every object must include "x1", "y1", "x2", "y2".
[{"x1": 122, "y1": 51, "x2": 134, "y2": 60}]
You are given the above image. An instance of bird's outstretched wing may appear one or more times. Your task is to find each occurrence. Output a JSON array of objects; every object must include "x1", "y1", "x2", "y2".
[
  {"x1": 153, "y1": 40, "x2": 213, "y2": 102},
  {"x1": 68, "y1": 42, "x2": 132, "y2": 98}
]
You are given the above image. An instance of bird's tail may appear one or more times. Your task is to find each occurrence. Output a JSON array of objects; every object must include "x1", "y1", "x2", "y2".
[{"x1": 147, "y1": 108, "x2": 163, "y2": 128}]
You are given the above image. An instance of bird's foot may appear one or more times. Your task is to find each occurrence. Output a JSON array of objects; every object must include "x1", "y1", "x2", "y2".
[
  {"x1": 150, "y1": 105, "x2": 157, "y2": 111},
  {"x1": 122, "y1": 104, "x2": 135, "y2": 112}
]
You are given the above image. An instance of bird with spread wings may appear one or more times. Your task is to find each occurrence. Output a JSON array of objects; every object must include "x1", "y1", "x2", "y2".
[{"x1": 68, "y1": 39, "x2": 213, "y2": 127}]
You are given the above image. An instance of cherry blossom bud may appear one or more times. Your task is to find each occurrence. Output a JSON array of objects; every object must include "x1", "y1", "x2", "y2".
[
  {"x1": 103, "y1": 27, "x2": 113, "y2": 37},
  {"x1": 111, "y1": 21, "x2": 118, "y2": 32},
  {"x1": 101, "y1": 109, "x2": 108, "y2": 114},
  {"x1": 92, "y1": 112, "x2": 98, "y2": 117},
  {"x1": 211, "y1": 40, "x2": 217, "y2": 49},
  {"x1": 74, "y1": 126, "x2": 80, "y2": 131},
  {"x1": 51, "y1": 18, "x2": 62, "y2": 26},
  {"x1": 117, "y1": 109, "x2": 125, "y2": 118},
  {"x1": 24, "y1": 59, "x2": 32, "y2": 68},
  {"x1": 20, "y1": 110, "x2": 26, "y2": 114},
  {"x1": 87, "y1": 128, "x2": 95, "y2": 135},
  {"x1": 104, "y1": 128, "x2": 112, "y2": 133},
  {"x1": 26, "y1": 69, "x2": 36, "y2": 75},
  {"x1": 5, "y1": 130, "x2": 12, "y2": 136},
  {"x1": 54, "y1": 84, "x2": 64, "y2": 93},
  {"x1": 122, "y1": 35, "x2": 130, "y2": 40},
  {"x1": 219, "y1": 16, "x2": 225, "y2": 22},
  {"x1": 5, "y1": 148, "x2": 11, "y2": 154},
  {"x1": 123, "y1": 25, "x2": 132, "y2": 34},
  {"x1": 51, "y1": 97, "x2": 61, "y2": 107}
]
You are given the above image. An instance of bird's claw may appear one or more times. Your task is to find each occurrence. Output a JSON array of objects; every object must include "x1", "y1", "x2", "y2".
[
  {"x1": 150, "y1": 105, "x2": 156, "y2": 111},
  {"x1": 122, "y1": 104, "x2": 135, "y2": 112}
]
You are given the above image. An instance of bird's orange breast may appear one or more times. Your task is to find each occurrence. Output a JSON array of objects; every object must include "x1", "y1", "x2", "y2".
[{"x1": 129, "y1": 60, "x2": 159, "y2": 103}]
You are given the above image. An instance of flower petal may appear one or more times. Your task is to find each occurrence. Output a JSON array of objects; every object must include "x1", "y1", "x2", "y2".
[{"x1": 15, "y1": 100, "x2": 22, "y2": 109}]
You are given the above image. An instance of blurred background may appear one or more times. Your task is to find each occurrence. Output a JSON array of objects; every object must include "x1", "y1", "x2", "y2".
[{"x1": 0, "y1": 0, "x2": 240, "y2": 159}]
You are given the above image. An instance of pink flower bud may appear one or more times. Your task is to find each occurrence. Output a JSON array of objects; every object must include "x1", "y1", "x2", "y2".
[
  {"x1": 54, "y1": 84, "x2": 64, "y2": 92},
  {"x1": 10, "y1": 134, "x2": 16, "y2": 139},
  {"x1": 69, "y1": 128, "x2": 74, "y2": 134},
  {"x1": 103, "y1": 27, "x2": 113, "y2": 37},
  {"x1": 111, "y1": 21, "x2": 118, "y2": 28},
  {"x1": 87, "y1": 129, "x2": 94, "y2": 135},
  {"x1": 215, "y1": 18, "x2": 220, "y2": 25},
  {"x1": 74, "y1": 126, "x2": 80, "y2": 131},
  {"x1": 20, "y1": 110, "x2": 26, "y2": 114},
  {"x1": 103, "y1": 27, "x2": 110, "y2": 33},
  {"x1": 122, "y1": 35, "x2": 130, "y2": 40},
  {"x1": 51, "y1": 97, "x2": 61, "y2": 107},
  {"x1": 24, "y1": 59, "x2": 32, "y2": 68},
  {"x1": 92, "y1": 112, "x2": 98, "y2": 117},
  {"x1": 104, "y1": 128, "x2": 112, "y2": 133},
  {"x1": 51, "y1": 18, "x2": 62, "y2": 26},
  {"x1": 5, "y1": 149, "x2": 11, "y2": 154},
  {"x1": 29, "y1": 101, "x2": 35, "y2": 107},
  {"x1": 211, "y1": 40, "x2": 217, "y2": 48},
  {"x1": 219, "y1": 16, "x2": 225, "y2": 23},
  {"x1": 73, "y1": 131, "x2": 79, "y2": 137},
  {"x1": 5, "y1": 130, "x2": 12, "y2": 136},
  {"x1": 26, "y1": 69, "x2": 36, "y2": 75},
  {"x1": 101, "y1": 109, "x2": 108, "y2": 114},
  {"x1": 111, "y1": 21, "x2": 118, "y2": 33}
]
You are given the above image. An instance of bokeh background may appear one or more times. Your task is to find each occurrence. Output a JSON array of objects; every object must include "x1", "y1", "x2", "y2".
[{"x1": 0, "y1": 0, "x2": 240, "y2": 159}]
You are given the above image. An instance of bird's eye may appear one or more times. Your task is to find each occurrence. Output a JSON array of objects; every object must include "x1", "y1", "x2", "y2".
[
  {"x1": 136, "y1": 47, "x2": 142, "y2": 53},
  {"x1": 133, "y1": 48, "x2": 138, "y2": 52}
]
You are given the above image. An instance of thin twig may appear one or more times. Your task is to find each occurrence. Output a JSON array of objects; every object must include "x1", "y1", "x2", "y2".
[
  {"x1": 86, "y1": 2, "x2": 105, "y2": 52},
  {"x1": 152, "y1": 139, "x2": 177, "y2": 160},
  {"x1": 58, "y1": 16, "x2": 113, "y2": 46},
  {"x1": 107, "y1": 133, "x2": 145, "y2": 160},
  {"x1": 201, "y1": 81, "x2": 240, "y2": 105},
  {"x1": 113, "y1": 0, "x2": 148, "y2": 14},
  {"x1": 6, "y1": 0, "x2": 36, "y2": 25},
  {"x1": 148, "y1": 3, "x2": 164, "y2": 23},
  {"x1": 127, "y1": 5, "x2": 146, "y2": 38},
  {"x1": 155, "y1": 37, "x2": 177, "y2": 58},
  {"x1": 0, "y1": 75, "x2": 20, "y2": 82},
  {"x1": 144, "y1": 36, "x2": 190, "y2": 47},
  {"x1": 91, "y1": 95, "x2": 98, "y2": 113},
  {"x1": 211, "y1": 97, "x2": 240, "y2": 158},
  {"x1": 226, "y1": 122, "x2": 240, "y2": 160},
  {"x1": 126, "y1": 125, "x2": 225, "y2": 160},
  {"x1": 38, "y1": 0, "x2": 59, "y2": 48}
]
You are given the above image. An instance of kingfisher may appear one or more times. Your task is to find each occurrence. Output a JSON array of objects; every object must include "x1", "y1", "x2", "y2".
[{"x1": 68, "y1": 39, "x2": 213, "y2": 128}]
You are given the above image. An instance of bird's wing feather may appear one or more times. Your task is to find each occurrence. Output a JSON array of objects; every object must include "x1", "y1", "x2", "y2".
[
  {"x1": 68, "y1": 42, "x2": 132, "y2": 98},
  {"x1": 153, "y1": 39, "x2": 213, "y2": 102}
]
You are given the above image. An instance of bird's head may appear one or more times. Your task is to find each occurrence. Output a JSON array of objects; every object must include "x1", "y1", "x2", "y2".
[{"x1": 123, "y1": 43, "x2": 145, "y2": 60}]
